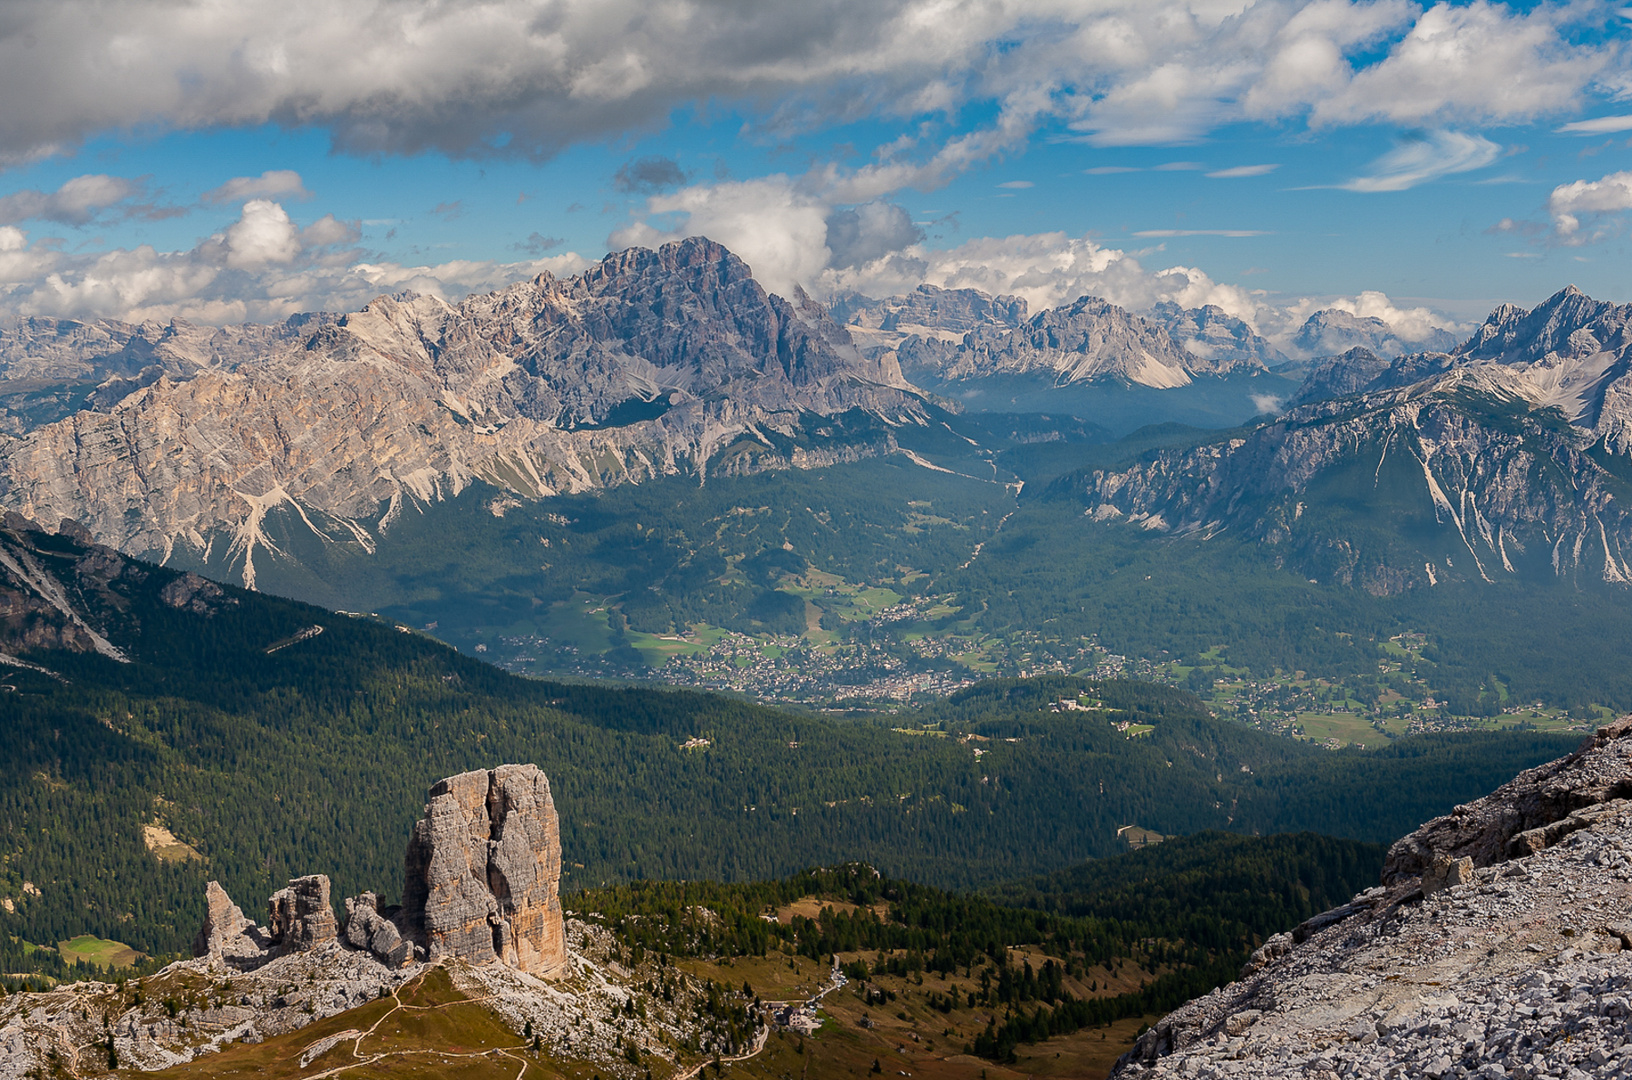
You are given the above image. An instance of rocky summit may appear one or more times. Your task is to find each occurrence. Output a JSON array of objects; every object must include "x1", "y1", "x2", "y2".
[{"x1": 1113, "y1": 717, "x2": 1632, "y2": 1080}]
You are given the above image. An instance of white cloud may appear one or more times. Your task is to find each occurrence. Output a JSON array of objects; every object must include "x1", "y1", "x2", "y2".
[
  {"x1": 0, "y1": 201, "x2": 591, "y2": 324},
  {"x1": 1312, "y1": 2, "x2": 1610, "y2": 128},
  {"x1": 1339, "y1": 130, "x2": 1501, "y2": 192},
  {"x1": 1279, "y1": 289, "x2": 1462, "y2": 345},
  {"x1": 202, "y1": 170, "x2": 311, "y2": 204},
  {"x1": 1547, "y1": 170, "x2": 1632, "y2": 244},
  {"x1": 1556, "y1": 115, "x2": 1632, "y2": 135},
  {"x1": 1206, "y1": 164, "x2": 1279, "y2": 178},
  {"x1": 224, "y1": 200, "x2": 302, "y2": 270},
  {"x1": 0, "y1": 174, "x2": 148, "y2": 225},
  {"x1": 997, "y1": 180, "x2": 1034, "y2": 189},
  {"x1": 1132, "y1": 229, "x2": 1269, "y2": 237},
  {"x1": 0, "y1": 1, "x2": 1615, "y2": 163}
]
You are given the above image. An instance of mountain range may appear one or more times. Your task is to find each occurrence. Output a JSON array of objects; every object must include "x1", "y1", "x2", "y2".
[
  {"x1": 1, "y1": 239, "x2": 1630, "y2": 634},
  {"x1": 1081, "y1": 285, "x2": 1632, "y2": 593}
]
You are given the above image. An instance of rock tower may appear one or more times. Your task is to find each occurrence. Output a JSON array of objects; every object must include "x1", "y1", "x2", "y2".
[{"x1": 401, "y1": 763, "x2": 568, "y2": 977}]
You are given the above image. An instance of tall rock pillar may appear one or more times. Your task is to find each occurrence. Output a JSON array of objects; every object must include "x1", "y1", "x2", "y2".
[{"x1": 402, "y1": 764, "x2": 568, "y2": 977}]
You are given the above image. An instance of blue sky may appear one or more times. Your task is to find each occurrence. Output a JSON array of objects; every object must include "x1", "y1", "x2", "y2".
[{"x1": 0, "y1": 0, "x2": 1629, "y2": 348}]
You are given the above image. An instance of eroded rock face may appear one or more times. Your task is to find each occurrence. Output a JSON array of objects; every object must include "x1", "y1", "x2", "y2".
[
  {"x1": 402, "y1": 764, "x2": 567, "y2": 977},
  {"x1": 267, "y1": 875, "x2": 338, "y2": 953},
  {"x1": 1112, "y1": 713, "x2": 1632, "y2": 1080},
  {"x1": 1382, "y1": 716, "x2": 1632, "y2": 882},
  {"x1": 190, "y1": 881, "x2": 275, "y2": 969}
]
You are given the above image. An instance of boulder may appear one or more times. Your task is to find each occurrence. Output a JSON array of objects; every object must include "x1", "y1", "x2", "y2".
[
  {"x1": 267, "y1": 874, "x2": 338, "y2": 953},
  {"x1": 401, "y1": 763, "x2": 568, "y2": 977},
  {"x1": 343, "y1": 892, "x2": 414, "y2": 968}
]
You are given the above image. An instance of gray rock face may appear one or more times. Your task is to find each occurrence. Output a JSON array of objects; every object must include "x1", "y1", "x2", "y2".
[
  {"x1": 0, "y1": 239, "x2": 921, "y2": 588},
  {"x1": 835, "y1": 284, "x2": 1029, "y2": 337},
  {"x1": 1382, "y1": 717, "x2": 1632, "y2": 883},
  {"x1": 906, "y1": 295, "x2": 1201, "y2": 389},
  {"x1": 1294, "y1": 307, "x2": 1457, "y2": 358},
  {"x1": 192, "y1": 881, "x2": 248, "y2": 960},
  {"x1": 1113, "y1": 715, "x2": 1632, "y2": 1080},
  {"x1": 401, "y1": 764, "x2": 568, "y2": 977},
  {"x1": 1082, "y1": 356, "x2": 1632, "y2": 591},
  {"x1": 190, "y1": 881, "x2": 275, "y2": 969},
  {"x1": 1150, "y1": 302, "x2": 1282, "y2": 372},
  {"x1": 267, "y1": 875, "x2": 338, "y2": 953}
]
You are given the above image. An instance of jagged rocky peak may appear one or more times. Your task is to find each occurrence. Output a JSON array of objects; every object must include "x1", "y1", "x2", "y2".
[
  {"x1": 1150, "y1": 301, "x2": 1283, "y2": 371},
  {"x1": 0, "y1": 238, "x2": 924, "y2": 587},
  {"x1": 268, "y1": 874, "x2": 340, "y2": 953},
  {"x1": 1456, "y1": 284, "x2": 1632, "y2": 365},
  {"x1": 835, "y1": 283, "x2": 1030, "y2": 339},
  {"x1": 899, "y1": 294, "x2": 1200, "y2": 389},
  {"x1": 1294, "y1": 307, "x2": 1458, "y2": 359},
  {"x1": 402, "y1": 763, "x2": 569, "y2": 977},
  {"x1": 1114, "y1": 716, "x2": 1632, "y2": 1079},
  {"x1": 1287, "y1": 345, "x2": 1390, "y2": 406}
]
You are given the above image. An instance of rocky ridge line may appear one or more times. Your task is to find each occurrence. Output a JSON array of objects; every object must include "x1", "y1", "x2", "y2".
[
  {"x1": 1113, "y1": 716, "x2": 1632, "y2": 1080},
  {"x1": 0, "y1": 238, "x2": 924, "y2": 588}
]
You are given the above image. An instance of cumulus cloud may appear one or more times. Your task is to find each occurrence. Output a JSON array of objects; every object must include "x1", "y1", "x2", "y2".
[
  {"x1": 1279, "y1": 289, "x2": 1463, "y2": 345},
  {"x1": 0, "y1": 1, "x2": 1615, "y2": 163},
  {"x1": 0, "y1": 174, "x2": 172, "y2": 226},
  {"x1": 0, "y1": 200, "x2": 590, "y2": 324},
  {"x1": 1311, "y1": 2, "x2": 1611, "y2": 128},
  {"x1": 1339, "y1": 130, "x2": 1501, "y2": 192},
  {"x1": 201, "y1": 170, "x2": 311, "y2": 204},
  {"x1": 1547, "y1": 170, "x2": 1632, "y2": 243}
]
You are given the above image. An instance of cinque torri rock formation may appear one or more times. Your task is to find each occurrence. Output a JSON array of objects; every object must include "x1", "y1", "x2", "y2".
[
  {"x1": 192, "y1": 762, "x2": 566, "y2": 978},
  {"x1": 1113, "y1": 716, "x2": 1632, "y2": 1080},
  {"x1": 0, "y1": 771, "x2": 747, "y2": 1078}
]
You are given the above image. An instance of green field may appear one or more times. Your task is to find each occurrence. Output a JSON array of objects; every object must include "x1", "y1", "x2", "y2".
[{"x1": 57, "y1": 935, "x2": 142, "y2": 969}]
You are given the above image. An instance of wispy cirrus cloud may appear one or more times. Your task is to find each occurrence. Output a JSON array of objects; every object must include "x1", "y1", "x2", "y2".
[
  {"x1": 1338, "y1": 130, "x2": 1501, "y2": 192},
  {"x1": 1206, "y1": 164, "x2": 1279, "y2": 179},
  {"x1": 1132, "y1": 229, "x2": 1270, "y2": 237},
  {"x1": 1555, "y1": 115, "x2": 1632, "y2": 135}
]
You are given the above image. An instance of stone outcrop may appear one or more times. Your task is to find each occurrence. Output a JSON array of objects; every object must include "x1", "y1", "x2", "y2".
[
  {"x1": 193, "y1": 881, "x2": 263, "y2": 963},
  {"x1": 1113, "y1": 715, "x2": 1632, "y2": 1080},
  {"x1": 189, "y1": 765, "x2": 567, "y2": 978},
  {"x1": 1382, "y1": 716, "x2": 1632, "y2": 882},
  {"x1": 342, "y1": 892, "x2": 414, "y2": 968},
  {"x1": 267, "y1": 874, "x2": 338, "y2": 953},
  {"x1": 402, "y1": 764, "x2": 568, "y2": 977}
]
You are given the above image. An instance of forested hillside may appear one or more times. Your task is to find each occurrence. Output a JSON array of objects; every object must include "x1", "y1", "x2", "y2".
[{"x1": 0, "y1": 523, "x2": 1574, "y2": 966}]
